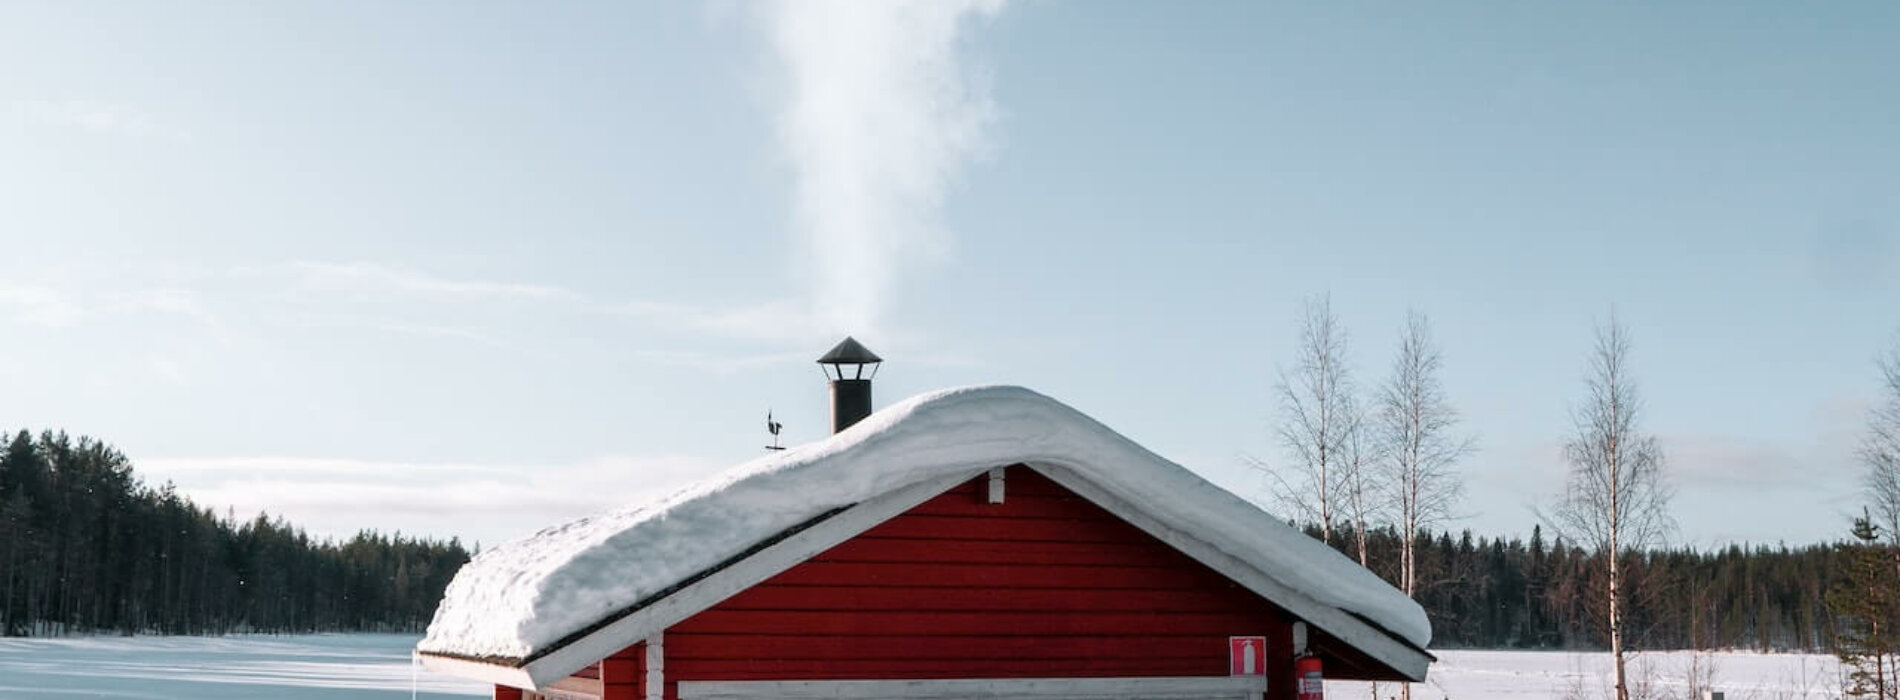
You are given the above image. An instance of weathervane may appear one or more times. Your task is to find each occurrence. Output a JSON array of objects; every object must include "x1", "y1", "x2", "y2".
[{"x1": 765, "y1": 410, "x2": 785, "y2": 451}]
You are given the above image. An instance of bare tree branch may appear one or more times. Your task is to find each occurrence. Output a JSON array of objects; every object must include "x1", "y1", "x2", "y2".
[{"x1": 1863, "y1": 332, "x2": 1900, "y2": 542}]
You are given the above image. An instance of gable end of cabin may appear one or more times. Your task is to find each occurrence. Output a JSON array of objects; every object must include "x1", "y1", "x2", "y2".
[{"x1": 507, "y1": 465, "x2": 1415, "y2": 700}]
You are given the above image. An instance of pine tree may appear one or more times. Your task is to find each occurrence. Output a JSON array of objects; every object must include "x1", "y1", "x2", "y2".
[{"x1": 1827, "y1": 511, "x2": 1900, "y2": 699}]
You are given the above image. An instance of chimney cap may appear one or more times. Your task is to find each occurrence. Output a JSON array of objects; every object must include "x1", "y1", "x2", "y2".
[{"x1": 816, "y1": 336, "x2": 882, "y2": 366}]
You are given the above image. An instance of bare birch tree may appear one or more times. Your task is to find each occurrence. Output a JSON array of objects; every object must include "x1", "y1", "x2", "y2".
[
  {"x1": 1551, "y1": 316, "x2": 1673, "y2": 700},
  {"x1": 1377, "y1": 310, "x2": 1471, "y2": 700},
  {"x1": 1378, "y1": 310, "x2": 1472, "y2": 596},
  {"x1": 1864, "y1": 333, "x2": 1900, "y2": 544},
  {"x1": 1258, "y1": 294, "x2": 1353, "y2": 544},
  {"x1": 1339, "y1": 390, "x2": 1387, "y2": 700},
  {"x1": 1339, "y1": 390, "x2": 1385, "y2": 569}
]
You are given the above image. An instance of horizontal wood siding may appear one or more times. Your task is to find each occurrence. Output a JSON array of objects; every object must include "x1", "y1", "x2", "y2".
[
  {"x1": 656, "y1": 466, "x2": 1297, "y2": 699},
  {"x1": 601, "y1": 642, "x2": 643, "y2": 700}
]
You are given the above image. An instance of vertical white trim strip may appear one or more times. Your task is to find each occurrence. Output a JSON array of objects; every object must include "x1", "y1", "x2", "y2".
[
  {"x1": 644, "y1": 633, "x2": 664, "y2": 700},
  {"x1": 986, "y1": 466, "x2": 1006, "y2": 504}
]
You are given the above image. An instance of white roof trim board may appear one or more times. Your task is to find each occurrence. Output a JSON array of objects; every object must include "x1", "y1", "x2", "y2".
[
  {"x1": 416, "y1": 385, "x2": 1433, "y2": 683},
  {"x1": 677, "y1": 676, "x2": 1270, "y2": 700}
]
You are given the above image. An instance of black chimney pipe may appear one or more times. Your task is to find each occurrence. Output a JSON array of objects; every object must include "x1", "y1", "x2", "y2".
[
  {"x1": 817, "y1": 337, "x2": 882, "y2": 434},
  {"x1": 830, "y1": 379, "x2": 871, "y2": 434}
]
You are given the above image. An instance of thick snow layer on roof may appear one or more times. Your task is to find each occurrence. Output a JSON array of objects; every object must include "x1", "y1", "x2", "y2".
[{"x1": 416, "y1": 385, "x2": 1430, "y2": 662}]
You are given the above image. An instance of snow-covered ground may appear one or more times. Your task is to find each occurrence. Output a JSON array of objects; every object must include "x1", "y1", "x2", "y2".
[
  {"x1": 0, "y1": 634, "x2": 485, "y2": 699},
  {"x1": 0, "y1": 634, "x2": 1848, "y2": 699},
  {"x1": 1335, "y1": 649, "x2": 1844, "y2": 700}
]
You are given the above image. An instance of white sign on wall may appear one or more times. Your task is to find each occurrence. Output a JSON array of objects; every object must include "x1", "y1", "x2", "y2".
[{"x1": 1229, "y1": 636, "x2": 1267, "y2": 676}]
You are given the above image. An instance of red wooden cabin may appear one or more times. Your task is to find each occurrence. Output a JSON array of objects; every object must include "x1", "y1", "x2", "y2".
[{"x1": 418, "y1": 344, "x2": 1431, "y2": 700}]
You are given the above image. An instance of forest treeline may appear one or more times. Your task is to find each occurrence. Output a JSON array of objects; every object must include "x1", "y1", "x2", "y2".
[
  {"x1": 1327, "y1": 522, "x2": 1845, "y2": 653},
  {"x1": 0, "y1": 429, "x2": 471, "y2": 636},
  {"x1": 0, "y1": 423, "x2": 1874, "y2": 655}
]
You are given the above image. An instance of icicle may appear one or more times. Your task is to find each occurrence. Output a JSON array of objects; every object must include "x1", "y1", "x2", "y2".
[{"x1": 411, "y1": 651, "x2": 419, "y2": 700}]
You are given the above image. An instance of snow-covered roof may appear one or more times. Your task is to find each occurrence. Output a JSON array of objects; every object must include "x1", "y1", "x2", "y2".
[{"x1": 417, "y1": 385, "x2": 1430, "y2": 672}]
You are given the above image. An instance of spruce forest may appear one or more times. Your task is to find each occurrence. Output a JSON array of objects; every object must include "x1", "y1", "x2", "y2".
[
  {"x1": 0, "y1": 429, "x2": 470, "y2": 636},
  {"x1": 1315, "y1": 522, "x2": 1851, "y2": 652}
]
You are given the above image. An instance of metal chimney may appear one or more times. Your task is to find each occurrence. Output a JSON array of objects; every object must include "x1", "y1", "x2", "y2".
[{"x1": 817, "y1": 336, "x2": 882, "y2": 434}]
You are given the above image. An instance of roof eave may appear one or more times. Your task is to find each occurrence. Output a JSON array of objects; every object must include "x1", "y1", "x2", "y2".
[{"x1": 414, "y1": 651, "x2": 536, "y2": 690}]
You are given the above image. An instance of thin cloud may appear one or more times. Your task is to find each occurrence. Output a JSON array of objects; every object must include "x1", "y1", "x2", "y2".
[
  {"x1": 140, "y1": 454, "x2": 721, "y2": 544},
  {"x1": 12, "y1": 100, "x2": 190, "y2": 141},
  {"x1": 283, "y1": 261, "x2": 581, "y2": 301},
  {"x1": 273, "y1": 261, "x2": 831, "y2": 347},
  {"x1": 1515, "y1": 432, "x2": 1853, "y2": 496},
  {"x1": 109, "y1": 288, "x2": 221, "y2": 325},
  {"x1": 0, "y1": 283, "x2": 230, "y2": 333},
  {"x1": 1663, "y1": 434, "x2": 1818, "y2": 491},
  {"x1": 150, "y1": 357, "x2": 188, "y2": 386},
  {"x1": 141, "y1": 456, "x2": 527, "y2": 480},
  {"x1": 1661, "y1": 432, "x2": 1864, "y2": 546},
  {"x1": 376, "y1": 321, "x2": 509, "y2": 348},
  {"x1": 631, "y1": 348, "x2": 813, "y2": 374},
  {"x1": 106, "y1": 288, "x2": 232, "y2": 344},
  {"x1": 0, "y1": 285, "x2": 86, "y2": 326}
]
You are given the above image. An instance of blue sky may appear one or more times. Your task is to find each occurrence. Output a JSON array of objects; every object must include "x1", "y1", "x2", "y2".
[{"x1": 0, "y1": 1, "x2": 1894, "y2": 549}]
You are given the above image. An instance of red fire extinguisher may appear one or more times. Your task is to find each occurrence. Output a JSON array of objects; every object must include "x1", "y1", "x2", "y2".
[{"x1": 1295, "y1": 654, "x2": 1324, "y2": 700}]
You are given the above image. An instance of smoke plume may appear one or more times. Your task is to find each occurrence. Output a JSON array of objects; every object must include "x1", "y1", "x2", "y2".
[{"x1": 767, "y1": 0, "x2": 1005, "y2": 336}]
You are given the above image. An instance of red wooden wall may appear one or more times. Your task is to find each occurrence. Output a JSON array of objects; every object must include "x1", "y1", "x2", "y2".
[
  {"x1": 633, "y1": 465, "x2": 1304, "y2": 700},
  {"x1": 503, "y1": 645, "x2": 644, "y2": 700}
]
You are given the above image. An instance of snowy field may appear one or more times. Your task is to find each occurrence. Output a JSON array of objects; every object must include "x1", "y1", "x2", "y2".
[
  {"x1": 1335, "y1": 649, "x2": 1845, "y2": 700},
  {"x1": 0, "y1": 634, "x2": 485, "y2": 699},
  {"x1": 0, "y1": 635, "x2": 1849, "y2": 700}
]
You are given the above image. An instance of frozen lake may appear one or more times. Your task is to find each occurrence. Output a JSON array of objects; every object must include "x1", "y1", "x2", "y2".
[
  {"x1": 0, "y1": 634, "x2": 485, "y2": 699},
  {"x1": 1335, "y1": 649, "x2": 1844, "y2": 699},
  {"x1": 0, "y1": 634, "x2": 1849, "y2": 699}
]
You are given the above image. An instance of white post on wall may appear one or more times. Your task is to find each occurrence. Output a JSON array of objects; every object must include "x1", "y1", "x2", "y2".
[{"x1": 645, "y1": 633, "x2": 664, "y2": 700}]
